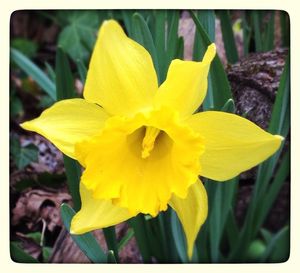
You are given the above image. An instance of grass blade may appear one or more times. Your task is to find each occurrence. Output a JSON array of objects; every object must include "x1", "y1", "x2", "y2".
[
  {"x1": 11, "y1": 48, "x2": 56, "y2": 100},
  {"x1": 219, "y1": 10, "x2": 239, "y2": 63},
  {"x1": 60, "y1": 204, "x2": 106, "y2": 263}
]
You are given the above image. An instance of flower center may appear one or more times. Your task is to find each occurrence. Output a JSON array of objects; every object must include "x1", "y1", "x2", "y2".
[{"x1": 141, "y1": 126, "x2": 161, "y2": 159}]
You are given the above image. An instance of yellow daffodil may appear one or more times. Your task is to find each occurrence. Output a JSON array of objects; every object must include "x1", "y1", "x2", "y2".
[{"x1": 21, "y1": 20, "x2": 283, "y2": 259}]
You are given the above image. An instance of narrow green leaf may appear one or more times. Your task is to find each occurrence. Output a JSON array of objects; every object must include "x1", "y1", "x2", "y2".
[
  {"x1": 117, "y1": 228, "x2": 134, "y2": 251},
  {"x1": 55, "y1": 47, "x2": 76, "y2": 100},
  {"x1": 262, "y1": 11, "x2": 275, "y2": 51},
  {"x1": 242, "y1": 11, "x2": 251, "y2": 56},
  {"x1": 55, "y1": 47, "x2": 81, "y2": 211},
  {"x1": 128, "y1": 215, "x2": 152, "y2": 262},
  {"x1": 76, "y1": 58, "x2": 87, "y2": 84},
  {"x1": 208, "y1": 183, "x2": 222, "y2": 262},
  {"x1": 10, "y1": 48, "x2": 56, "y2": 100},
  {"x1": 131, "y1": 13, "x2": 160, "y2": 83},
  {"x1": 260, "y1": 228, "x2": 273, "y2": 244},
  {"x1": 191, "y1": 11, "x2": 232, "y2": 110},
  {"x1": 280, "y1": 11, "x2": 290, "y2": 47},
  {"x1": 103, "y1": 227, "x2": 119, "y2": 262},
  {"x1": 255, "y1": 151, "x2": 290, "y2": 231},
  {"x1": 175, "y1": 36, "x2": 184, "y2": 59},
  {"x1": 122, "y1": 10, "x2": 134, "y2": 37},
  {"x1": 10, "y1": 242, "x2": 39, "y2": 263},
  {"x1": 219, "y1": 11, "x2": 239, "y2": 63},
  {"x1": 107, "y1": 250, "x2": 117, "y2": 263},
  {"x1": 166, "y1": 10, "x2": 180, "y2": 63},
  {"x1": 259, "y1": 226, "x2": 289, "y2": 262},
  {"x1": 153, "y1": 10, "x2": 167, "y2": 83},
  {"x1": 251, "y1": 11, "x2": 262, "y2": 52},
  {"x1": 60, "y1": 204, "x2": 107, "y2": 263},
  {"x1": 221, "y1": 98, "x2": 236, "y2": 113},
  {"x1": 170, "y1": 210, "x2": 188, "y2": 263},
  {"x1": 225, "y1": 209, "x2": 239, "y2": 250},
  {"x1": 63, "y1": 156, "x2": 82, "y2": 212},
  {"x1": 44, "y1": 62, "x2": 56, "y2": 82}
]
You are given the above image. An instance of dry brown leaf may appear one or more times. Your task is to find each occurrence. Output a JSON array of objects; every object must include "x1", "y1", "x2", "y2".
[{"x1": 12, "y1": 189, "x2": 71, "y2": 231}]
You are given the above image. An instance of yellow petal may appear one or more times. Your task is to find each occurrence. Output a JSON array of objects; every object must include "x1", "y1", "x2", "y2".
[
  {"x1": 76, "y1": 107, "x2": 204, "y2": 217},
  {"x1": 20, "y1": 98, "x2": 109, "y2": 159},
  {"x1": 70, "y1": 183, "x2": 134, "y2": 234},
  {"x1": 83, "y1": 20, "x2": 158, "y2": 116},
  {"x1": 154, "y1": 44, "x2": 216, "y2": 118},
  {"x1": 186, "y1": 111, "x2": 283, "y2": 181},
  {"x1": 169, "y1": 179, "x2": 208, "y2": 260}
]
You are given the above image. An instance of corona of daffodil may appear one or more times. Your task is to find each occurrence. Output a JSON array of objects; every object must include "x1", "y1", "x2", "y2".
[{"x1": 21, "y1": 20, "x2": 282, "y2": 259}]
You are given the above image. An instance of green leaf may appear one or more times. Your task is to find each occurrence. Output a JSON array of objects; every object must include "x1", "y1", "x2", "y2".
[
  {"x1": 76, "y1": 58, "x2": 87, "y2": 84},
  {"x1": 280, "y1": 11, "x2": 290, "y2": 47},
  {"x1": 55, "y1": 47, "x2": 81, "y2": 211},
  {"x1": 153, "y1": 10, "x2": 167, "y2": 83},
  {"x1": 55, "y1": 47, "x2": 76, "y2": 100},
  {"x1": 42, "y1": 247, "x2": 52, "y2": 262},
  {"x1": 11, "y1": 139, "x2": 39, "y2": 170},
  {"x1": 190, "y1": 11, "x2": 232, "y2": 110},
  {"x1": 219, "y1": 11, "x2": 239, "y2": 63},
  {"x1": 44, "y1": 62, "x2": 56, "y2": 82},
  {"x1": 11, "y1": 38, "x2": 38, "y2": 58},
  {"x1": 170, "y1": 210, "x2": 188, "y2": 262},
  {"x1": 260, "y1": 228, "x2": 273, "y2": 244},
  {"x1": 10, "y1": 242, "x2": 38, "y2": 263},
  {"x1": 128, "y1": 215, "x2": 152, "y2": 263},
  {"x1": 10, "y1": 48, "x2": 56, "y2": 100},
  {"x1": 10, "y1": 91, "x2": 23, "y2": 117},
  {"x1": 131, "y1": 13, "x2": 160, "y2": 83},
  {"x1": 262, "y1": 11, "x2": 275, "y2": 51},
  {"x1": 117, "y1": 228, "x2": 134, "y2": 251},
  {"x1": 103, "y1": 227, "x2": 119, "y2": 262},
  {"x1": 57, "y1": 11, "x2": 100, "y2": 62},
  {"x1": 260, "y1": 226, "x2": 289, "y2": 262},
  {"x1": 107, "y1": 250, "x2": 117, "y2": 263},
  {"x1": 242, "y1": 12, "x2": 251, "y2": 56},
  {"x1": 60, "y1": 204, "x2": 107, "y2": 263},
  {"x1": 221, "y1": 98, "x2": 236, "y2": 113},
  {"x1": 251, "y1": 11, "x2": 263, "y2": 52},
  {"x1": 166, "y1": 10, "x2": 180, "y2": 63}
]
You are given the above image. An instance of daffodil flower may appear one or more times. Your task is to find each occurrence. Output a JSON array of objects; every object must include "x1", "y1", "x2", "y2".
[{"x1": 21, "y1": 20, "x2": 283, "y2": 259}]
